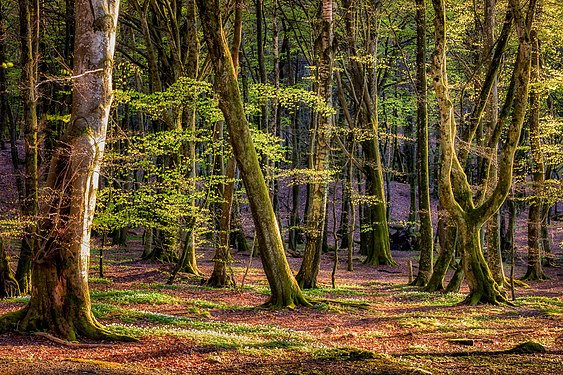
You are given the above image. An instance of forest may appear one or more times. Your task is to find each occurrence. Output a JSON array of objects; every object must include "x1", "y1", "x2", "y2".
[{"x1": 0, "y1": 0, "x2": 562, "y2": 373}]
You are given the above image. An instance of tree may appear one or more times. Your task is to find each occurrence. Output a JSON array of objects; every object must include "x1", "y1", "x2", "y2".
[
  {"x1": 410, "y1": 0, "x2": 433, "y2": 286},
  {"x1": 14, "y1": 0, "x2": 40, "y2": 295},
  {"x1": 296, "y1": 0, "x2": 334, "y2": 289},
  {"x1": 197, "y1": 0, "x2": 309, "y2": 308},
  {"x1": 431, "y1": 0, "x2": 537, "y2": 304},
  {"x1": 523, "y1": 29, "x2": 548, "y2": 281},
  {"x1": 339, "y1": 0, "x2": 393, "y2": 266},
  {"x1": 0, "y1": 0, "x2": 131, "y2": 340}
]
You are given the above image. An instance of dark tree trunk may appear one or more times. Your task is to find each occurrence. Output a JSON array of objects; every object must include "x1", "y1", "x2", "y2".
[
  {"x1": 15, "y1": 0, "x2": 40, "y2": 295},
  {"x1": 411, "y1": 0, "x2": 433, "y2": 286},
  {"x1": 0, "y1": 238, "x2": 19, "y2": 298},
  {"x1": 523, "y1": 30, "x2": 547, "y2": 281},
  {"x1": 296, "y1": 0, "x2": 334, "y2": 289}
]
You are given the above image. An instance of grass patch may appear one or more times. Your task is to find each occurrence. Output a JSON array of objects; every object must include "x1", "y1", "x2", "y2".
[
  {"x1": 303, "y1": 285, "x2": 372, "y2": 298},
  {"x1": 138, "y1": 282, "x2": 181, "y2": 290},
  {"x1": 398, "y1": 291, "x2": 466, "y2": 306},
  {"x1": 90, "y1": 290, "x2": 181, "y2": 305},
  {"x1": 94, "y1": 304, "x2": 311, "y2": 350},
  {"x1": 89, "y1": 277, "x2": 113, "y2": 285},
  {"x1": 312, "y1": 347, "x2": 379, "y2": 361},
  {"x1": 510, "y1": 296, "x2": 563, "y2": 317},
  {"x1": 0, "y1": 296, "x2": 30, "y2": 304}
]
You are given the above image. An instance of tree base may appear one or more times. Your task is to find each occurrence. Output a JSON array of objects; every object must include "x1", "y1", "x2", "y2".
[
  {"x1": 521, "y1": 268, "x2": 549, "y2": 282},
  {"x1": 0, "y1": 306, "x2": 137, "y2": 342}
]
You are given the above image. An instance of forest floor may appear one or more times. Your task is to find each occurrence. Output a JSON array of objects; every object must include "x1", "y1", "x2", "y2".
[
  {"x1": 1, "y1": 142, "x2": 562, "y2": 374},
  {"x1": 0, "y1": 242, "x2": 562, "y2": 375}
]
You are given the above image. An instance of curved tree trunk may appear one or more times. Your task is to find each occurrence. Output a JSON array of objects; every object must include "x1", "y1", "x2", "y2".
[
  {"x1": 197, "y1": 0, "x2": 309, "y2": 308},
  {"x1": 0, "y1": 0, "x2": 131, "y2": 341},
  {"x1": 430, "y1": 0, "x2": 536, "y2": 304}
]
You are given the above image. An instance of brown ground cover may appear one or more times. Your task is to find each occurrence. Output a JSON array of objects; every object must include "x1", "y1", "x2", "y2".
[{"x1": 0, "y1": 244, "x2": 561, "y2": 375}]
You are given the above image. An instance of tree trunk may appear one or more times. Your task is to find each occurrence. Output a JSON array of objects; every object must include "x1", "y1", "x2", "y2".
[
  {"x1": 425, "y1": 214, "x2": 456, "y2": 292},
  {"x1": 0, "y1": 238, "x2": 19, "y2": 298},
  {"x1": 15, "y1": 0, "x2": 40, "y2": 295},
  {"x1": 0, "y1": 0, "x2": 131, "y2": 341},
  {"x1": 430, "y1": 0, "x2": 536, "y2": 304},
  {"x1": 296, "y1": 0, "x2": 334, "y2": 289},
  {"x1": 411, "y1": 0, "x2": 433, "y2": 286},
  {"x1": 457, "y1": 221, "x2": 506, "y2": 304},
  {"x1": 197, "y1": 0, "x2": 309, "y2": 308},
  {"x1": 523, "y1": 30, "x2": 547, "y2": 281}
]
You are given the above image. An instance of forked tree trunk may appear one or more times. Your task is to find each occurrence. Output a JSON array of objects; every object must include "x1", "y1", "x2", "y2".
[
  {"x1": 0, "y1": 0, "x2": 131, "y2": 341},
  {"x1": 340, "y1": 0, "x2": 393, "y2": 267},
  {"x1": 197, "y1": 0, "x2": 309, "y2": 308},
  {"x1": 457, "y1": 222, "x2": 506, "y2": 304},
  {"x1": 430, "y1": 0, "x2": 536, "y2": 304}
]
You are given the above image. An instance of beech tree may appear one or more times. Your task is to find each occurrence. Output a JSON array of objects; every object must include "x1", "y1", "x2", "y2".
[
  {"x1": 197, "y1": 0, "x2": 309, "y2": 308},
  {"x1": 410, "y1": 0, "x2": 433, "y2": 286},
  {"x1": 296, "y1": 0, "x2": 334, "y2": 289},
  {"x1": 0, "y1": 0, "x2": 130, "y2": 340},
  {"x1": 431, "y1": 0, "x2": 537, "y2": 304}
]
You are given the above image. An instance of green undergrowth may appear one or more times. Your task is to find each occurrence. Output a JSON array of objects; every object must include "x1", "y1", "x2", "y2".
[
  {"x1": 90, "y1": 290, "x2": 182, "y2": 305},
  {"x1": 95, "y1": 304, "x2": 312, "y2": 350},
  {"x1": 513, "y1": 296, "x2": 563, "y2": 316},
  {"x1": 396, "y1": 290, "x2": 466, "y2": 306}
]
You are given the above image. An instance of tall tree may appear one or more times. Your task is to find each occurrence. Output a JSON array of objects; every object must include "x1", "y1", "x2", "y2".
[
  {"x1": 523, "y1": 29, "x2": 548, "y2": 281},
  {"x1": 296, "y1": 0, "x2": 334, "y2": 289},
  {"x1": 197, "y1": 0, "x2": 309, "y2": 308},
  {"x1": 411, "y1": 0, "x2": 433, "y2": 286},
  {"x1": 340, "y1": 0, "x2": 393, "y2": 266},
  {"x1": 207, "y1": 0, "x2": 242, "y2": 288},
  {"x1": 0, "y1": 0, "x2": 130, "y2": 340},
  {"x1": 431, "y1": 0, "x2": 537, "y2": 304},
  {"x1": 15, "y1": 0, "x2": 40, "y2": 295}
]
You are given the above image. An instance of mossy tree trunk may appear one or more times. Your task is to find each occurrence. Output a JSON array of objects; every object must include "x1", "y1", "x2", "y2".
[
  {"x1": 425, "y1": 214, "x2": 456, "y2": 292},
  {"x1": 296, "y1": 0, "x2": 333, "y2": 289},
  {"x1": 523, "y1": 30, "x2": 547, "y2": 281},
  {"x1": 197, "y1": 0, "x2": 309, "y2": 308},
  {"x1": 0, "y1": 238, "x2": 19, "y2": 298},
  {"x1": 15, "y1": 0, "x2": 40, "y2": 295},
  {"x1": 411, "y1": 0, "x2": 433, "y2": 286},
  {"x1": 340, "y1": 0, "x2": 393, "y2": 267},
  {"x1": 430, "y1": 0, "x2": 536, "y2": 304},
  {"x1": 207, "y1": 0, "x2": 241, "y2": 288},
  {"x1": 0, "y1": 0, "x2": 130, "y2": 341}
]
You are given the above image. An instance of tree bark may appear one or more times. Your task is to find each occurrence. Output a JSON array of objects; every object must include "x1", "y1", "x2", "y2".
[
  {"x1": 430, "y1": 0, "x2": 536, "y2": 304},
  {"x1": 197, "y1": 0, "x2": 309, "y2": 308},
  {"x1": 411, "y1": 0, "x2": 433, "y2": 286},
  {"x1": 15, "y1": 0, "x2": 40, "y2": 295},
  {"x1": 523, "y1": 30, "x2": 547, "y2": 281},
  {"x1": 0, "y1": 0, "x2": 132, "y2": 341},
  {"x1": 296, "y1": 0, "x2": 334, "y2": 289}
]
